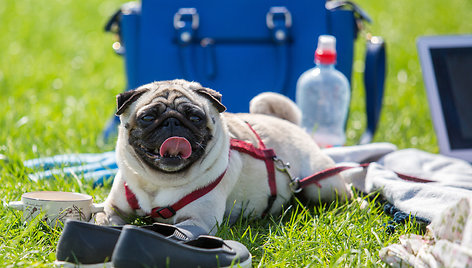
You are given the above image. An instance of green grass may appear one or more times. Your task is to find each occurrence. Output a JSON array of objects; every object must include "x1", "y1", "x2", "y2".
[
  {"x1": 216, "y1": 194, "x2": 424, "y2": 267},
  {"x1": 1, "y1": 0, "x2": 470, "y2": 267}
]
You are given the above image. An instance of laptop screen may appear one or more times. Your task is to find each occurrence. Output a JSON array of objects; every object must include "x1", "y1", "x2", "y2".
[
  {"x1": 417, "y1": 35, "x2": 472, "y2": 162},
  {"x1": 430, "y1": 47, "x2": 472, "y2": 149}
]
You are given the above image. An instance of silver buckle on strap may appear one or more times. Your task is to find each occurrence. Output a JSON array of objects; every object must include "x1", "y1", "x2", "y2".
[
  {"x1": 273, "y1": 156, "x2": 301, "y2": 193},
  {"x1": 173, "y1": 8, "x2": 199, "y2": 30},
  {"x1": 266, "y1": 7, "x2": 292, "y2": 29},
  {"x1": 266, "y1": 7, "x2": 292, "y2": 42},
  {"x1": 174, "y1": 8, "x2": 199, "y2": 44},
  {"x1": 289, "y1": 179, "x2": 301, "y2": 194}
]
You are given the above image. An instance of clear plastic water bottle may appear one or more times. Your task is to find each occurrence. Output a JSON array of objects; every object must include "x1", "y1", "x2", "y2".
[{"x1": 296, "y1": 35, "x2": 350, "y2": 148}]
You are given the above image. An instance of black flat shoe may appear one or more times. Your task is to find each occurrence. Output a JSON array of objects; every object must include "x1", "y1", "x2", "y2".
[
  {"x1": 112, "y1": 225, "x2": 252, "y2": 268},
  {"x1": 55, "y1": 220, "x2": 205, "y2": 267}
]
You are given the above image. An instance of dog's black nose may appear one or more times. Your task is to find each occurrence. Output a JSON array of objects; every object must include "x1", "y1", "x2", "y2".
[{"x1": 162, "y1": 118, "x2": 181, "y2": 129}]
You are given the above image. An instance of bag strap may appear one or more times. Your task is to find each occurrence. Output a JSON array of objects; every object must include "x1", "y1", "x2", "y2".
[
  {"x1": 360, "y1": 37, "x2": 386, "y2": 144},
  {"x1": 267, "y1": 7, "x2": 292, "y2": 93},
  {"x1": 174, "y1": 8, "x2": 199, "y2": 80},
  {"x1": 326, "y1": 1, "x2": 385, "y2": 144}
]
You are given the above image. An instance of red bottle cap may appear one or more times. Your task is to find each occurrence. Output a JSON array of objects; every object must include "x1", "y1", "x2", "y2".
[{"x1": 315, "y1": 49, "x2": 337, "y2": 64}]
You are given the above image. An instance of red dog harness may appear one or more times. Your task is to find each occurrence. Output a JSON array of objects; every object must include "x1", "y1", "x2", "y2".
[
  {"x1": 124, "y1": 121, "x2": 436, "y2": 219},
  {"x1": 229, "y1": 123, "x2": 278, "y2": 216},
  {"x1": 124, "y1": 169, "x2": 227, "y2": 219},
  {"x1": 124, "y1": 122, "x2": 278, "y2": 219}
]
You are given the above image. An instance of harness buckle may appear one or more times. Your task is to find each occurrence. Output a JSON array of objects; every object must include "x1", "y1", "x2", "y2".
[
  {"x1": 273, "y1": 156, "x2": 290, "y2": 171},
  {"x1": 273, "y1": 156, "x2": 302, "y2": 193},
  {"x1": 289, "y1": 178, "x2": 302, "y2": 194},
  {"x1": 152, "y1": 206, "x2": 176, "y2": 219}
]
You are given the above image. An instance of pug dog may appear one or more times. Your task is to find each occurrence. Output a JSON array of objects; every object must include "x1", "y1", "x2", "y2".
[{"x1": 96, "y1": 79, "x2": 351, "y2": 234}]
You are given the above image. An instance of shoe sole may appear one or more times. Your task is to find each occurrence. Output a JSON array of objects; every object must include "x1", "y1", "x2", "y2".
[{"x1": 54, "y1": 260, "x2": 112, "y2": 268}]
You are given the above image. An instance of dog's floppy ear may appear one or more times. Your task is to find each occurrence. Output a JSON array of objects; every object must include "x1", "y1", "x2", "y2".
[
  {"x1": 116, "y1": 88, "x2": 147, "y2": 115},
  {"x1": 194, "y1": 87, "x2": 226, "y2": 113}
]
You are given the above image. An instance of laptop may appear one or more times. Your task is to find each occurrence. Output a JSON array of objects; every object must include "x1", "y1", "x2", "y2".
[{"x1": 417, "y1": 35, "x2": 472, "y2": 162}]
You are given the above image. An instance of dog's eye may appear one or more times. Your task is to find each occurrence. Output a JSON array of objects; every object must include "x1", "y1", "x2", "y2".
[
  {"x1": 189, "y1": 115, "x2": 202, "y2": 123},
  {"x1": 140, "y1": 115, "x2": 155, "y2": 122}
]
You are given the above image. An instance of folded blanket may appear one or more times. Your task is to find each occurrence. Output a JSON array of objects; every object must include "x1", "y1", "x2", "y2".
[{"x1": 322, "y1": 144, "x2": 472, "y2": 223}]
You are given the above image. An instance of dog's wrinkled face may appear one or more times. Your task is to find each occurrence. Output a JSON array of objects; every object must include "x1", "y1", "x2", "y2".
[{"x1": 116, "y1": 80, "x2": 226, "y2": 173}]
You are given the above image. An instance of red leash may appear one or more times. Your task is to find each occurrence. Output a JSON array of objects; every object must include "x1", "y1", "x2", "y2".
[{"x1": 291, "y1": 163, "x2": 434, "y2": 192}]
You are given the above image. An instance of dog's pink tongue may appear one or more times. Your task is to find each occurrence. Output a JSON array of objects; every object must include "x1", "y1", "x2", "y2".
[{"x1": 159, "y1": 137, "x2": 192, "y2": 159}]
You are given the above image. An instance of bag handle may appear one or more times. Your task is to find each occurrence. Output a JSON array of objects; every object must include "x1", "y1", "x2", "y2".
[{"x1": 174, "y1": 7, "x2": 291, "y2": 91}]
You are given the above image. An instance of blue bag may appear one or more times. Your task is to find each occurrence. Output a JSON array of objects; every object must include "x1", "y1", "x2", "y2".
[{"x1": 103, "y1": 0, "x2": 385, "y2": 143}]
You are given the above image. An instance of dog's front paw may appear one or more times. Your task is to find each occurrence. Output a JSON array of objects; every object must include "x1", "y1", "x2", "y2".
[{"x1": 92, "y1": 211, "x2": 110, "y2": 225}]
